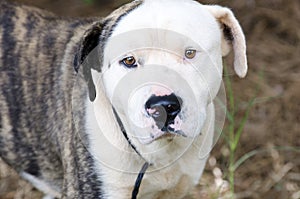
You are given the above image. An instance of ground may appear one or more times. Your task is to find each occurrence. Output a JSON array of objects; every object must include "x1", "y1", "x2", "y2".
[{"x1": 0, "y1": 0, "x2": 299, "y2": 198}]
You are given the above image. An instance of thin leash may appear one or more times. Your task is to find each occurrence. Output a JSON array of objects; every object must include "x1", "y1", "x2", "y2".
[
  {"x1": 112, "y1": 108, "x2": 151, "y2": 199},
  {"x1": 131, "y1": 162, "x2": 150, "y2": 199}
]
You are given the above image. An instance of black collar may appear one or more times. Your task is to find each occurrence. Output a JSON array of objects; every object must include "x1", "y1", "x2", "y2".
[{"x1": 112, "y1": 108, "x2": 151, "y2": 199}]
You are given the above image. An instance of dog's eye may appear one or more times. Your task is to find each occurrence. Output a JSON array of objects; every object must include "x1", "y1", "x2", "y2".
[
  {"x1": 185, "y1": 49, "x2": 197, "y2": 59},
  {"x1": 121, "y1": 56, "x2": 137, "y2": 68}
]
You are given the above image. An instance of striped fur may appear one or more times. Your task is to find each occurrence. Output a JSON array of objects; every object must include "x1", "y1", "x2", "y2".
[{"x1": 0, "y1": 1, "x2": 142, "y2": 198}]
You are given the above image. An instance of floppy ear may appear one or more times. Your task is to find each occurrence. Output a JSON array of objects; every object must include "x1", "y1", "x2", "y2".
[
  {"x1": 74, "y1": 22, "x2": 103, "y2": 102},
  {"x1": 204, "y1": 5, "x2": 248, "y2": 78}
]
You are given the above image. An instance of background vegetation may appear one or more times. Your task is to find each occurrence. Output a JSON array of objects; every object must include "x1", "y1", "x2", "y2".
[{"x1": 1, "y1": 0, "x2": 299, "y2": 198}]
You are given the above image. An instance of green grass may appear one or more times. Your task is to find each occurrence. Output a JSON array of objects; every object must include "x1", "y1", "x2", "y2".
[
  {"x1": 221, "y1": 66, "x2": 300, "y2": 199},
  {"x1": 223, "y1": 66, "x2": 256, "y2": 198}
]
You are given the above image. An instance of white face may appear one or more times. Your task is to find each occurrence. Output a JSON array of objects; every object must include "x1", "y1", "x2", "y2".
[{"x1": 93, "y1": 0, "x2": 223, "y2": 146}]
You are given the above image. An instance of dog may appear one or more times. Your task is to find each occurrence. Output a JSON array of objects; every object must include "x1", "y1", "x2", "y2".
[{"x1": 0, "y1": 0, "x2": 247, "y2": 198}]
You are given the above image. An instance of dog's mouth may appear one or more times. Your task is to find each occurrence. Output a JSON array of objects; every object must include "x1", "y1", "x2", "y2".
[
  {"x1": 140, "y1": 126, "x2": 187, "y2": 144},
  {"x1": 154, "y1": 132, "x2": 175, "y2": 141},
  {"x1": 152, "y1": 130, "x2": 187, "y2": 142}
]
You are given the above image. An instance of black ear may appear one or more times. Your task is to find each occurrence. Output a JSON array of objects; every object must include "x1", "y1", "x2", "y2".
[{"x1": 74, "y1": 22, "x2": 103, "y2": 101}]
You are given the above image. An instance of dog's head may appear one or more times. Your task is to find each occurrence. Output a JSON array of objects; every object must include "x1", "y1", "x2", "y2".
[{"x1": 75, "y1": 0, "x2": 247, "y2": 150}]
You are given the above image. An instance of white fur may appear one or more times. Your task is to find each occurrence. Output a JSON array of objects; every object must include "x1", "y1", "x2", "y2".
[
  {"x1": 86, "y1": 0, "x2": 247, "y2": 198},
  {"x1": 86, "y1": 98, "x2": 215, "y2": 198},
  {"x1": 204, "y1": 5, "x2": 248, "y2": 77}
]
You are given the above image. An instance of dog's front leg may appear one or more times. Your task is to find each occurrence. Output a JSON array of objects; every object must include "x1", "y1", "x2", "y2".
[{"x1": 58, "y1": 126, "x2": 102, "y2": 199}]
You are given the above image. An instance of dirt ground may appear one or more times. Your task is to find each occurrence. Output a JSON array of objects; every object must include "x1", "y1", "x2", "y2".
[{"x1": 0, "y1": 0, "x2": 299, "y2": 198}]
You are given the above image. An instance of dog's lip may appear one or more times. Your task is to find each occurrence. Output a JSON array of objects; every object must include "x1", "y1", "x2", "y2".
[
  {"x1": 152, "y1": 130, "x2": 186, "y2": 142},
  {"x1": 137, "y1": 128, "x2": 186, "y2": 145},
  {"x1": 155, "y1": 132, "x2": 176, "y2": 141}
]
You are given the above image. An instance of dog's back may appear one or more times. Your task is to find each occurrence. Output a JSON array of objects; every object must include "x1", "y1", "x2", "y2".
[
  {"x1": 0, "y1": 0, "x2": 63, "y2": 180},
  {"x1": 0, "y1": 2, "x2": 100, "y2": 197}
]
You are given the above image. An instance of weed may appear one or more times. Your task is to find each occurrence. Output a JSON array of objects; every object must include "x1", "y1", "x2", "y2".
[{"x1": 223, "y1": 66, "x2": 256, "y2": 198}]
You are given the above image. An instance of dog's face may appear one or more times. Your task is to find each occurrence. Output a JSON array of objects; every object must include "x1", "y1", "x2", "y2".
[
  {"x1": 100, "y1": 2, "x2": 223, "y2": 145},
  {"x1": 80, "y1": 0, "x2": 247, "y2": 155}
]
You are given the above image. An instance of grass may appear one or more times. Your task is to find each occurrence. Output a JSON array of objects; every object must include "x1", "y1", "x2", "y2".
[
  {"x1": 213, "y1": 66, "x2": 300, "y2": 199},
  {"x1": 222, "y1": 66, "x2": 256, "y2": 198}
]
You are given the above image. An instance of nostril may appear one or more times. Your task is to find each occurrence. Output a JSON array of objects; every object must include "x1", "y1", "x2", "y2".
[
  {"x1": 166, "y1": 103, "x2": 181, "y2": 116},
  {"x1": 147, "y1": 105, "x2": 165, "y2": 118},
  {"x1": 146, "y1": 105, "x2": 167, "y2": 130}
]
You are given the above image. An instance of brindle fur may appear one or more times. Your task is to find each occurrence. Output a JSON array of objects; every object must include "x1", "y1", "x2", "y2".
[{"x1": 0, "y1": 1, "x2": 142, "y2": 198}]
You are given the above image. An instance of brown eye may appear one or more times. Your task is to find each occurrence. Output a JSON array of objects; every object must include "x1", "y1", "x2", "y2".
[
  {"x1": 121, "y1": 56, "x2": 137, "y2": 68},
  {"x1": 185, "y1": 49, "x2": 196, "y2": 59}
]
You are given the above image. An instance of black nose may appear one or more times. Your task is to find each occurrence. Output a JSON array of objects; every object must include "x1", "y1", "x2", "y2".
[{"x1": 145, "y1": 93, "x2": 182, "y2": 131}]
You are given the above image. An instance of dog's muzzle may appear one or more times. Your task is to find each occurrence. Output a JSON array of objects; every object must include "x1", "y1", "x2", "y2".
[{"x1": 145, "y1": 93, "x2": 182, "y2": 132}]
